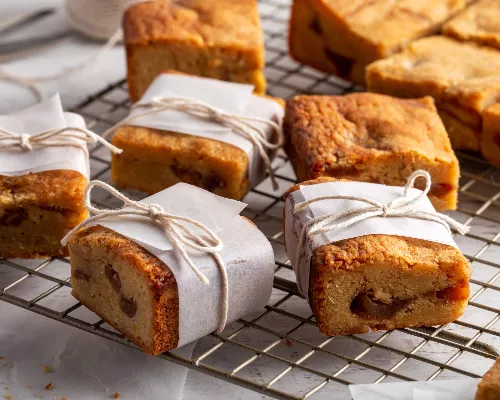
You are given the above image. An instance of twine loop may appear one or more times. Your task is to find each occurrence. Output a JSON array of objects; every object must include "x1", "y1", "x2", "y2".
[
  {"x1": 0, "y1": 126, "x2": 123, "y2": 155},
  {"x1": 293, "y1": 170, "x2": 470, "y2": 284},
  {"x1": 103, "y1": 96, "x2": 284, "y2": 190},
  {"x1": 61, "y1": 180, "x2": 229, "y2": 333}
]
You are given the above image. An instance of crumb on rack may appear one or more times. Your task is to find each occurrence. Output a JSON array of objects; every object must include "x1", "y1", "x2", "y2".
[
  {"x1": 35, "y1": 393, "x2": 41, "y2": 398},
  {"x1": 45, "y1": 383, "x2": 53, "y2": 390},
  {"x1": 285, "y1": 339, "x2": 292, "y2": 347},
  {"x1": 44, "y1": 365, "x2": 52, "y2": 373},
  {"x1": 113, "y1": 393, "x2": 120, "y2": 399},
  {"x1": 62, "y1": 397, "x2": 68, "y2": 400}
]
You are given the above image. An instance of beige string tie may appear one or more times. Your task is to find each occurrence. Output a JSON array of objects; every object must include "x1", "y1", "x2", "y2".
[
  {"x1": 61, "y1": 180, "x2": 229, "y2": 333},
  {"x1": 103, "y1": 96, "x2": 284, "y2": 190},
  {"x1": 0, "y1": 126, "x2": 123, "y2": 155},
  {"x1": 293, "y1": 170, "x2": 470, "y2": 278}
]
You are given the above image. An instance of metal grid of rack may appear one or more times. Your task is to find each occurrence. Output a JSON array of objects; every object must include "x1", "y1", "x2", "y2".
[{"x1": 2, "y1": 0, "x2": 500, "y2": 398}]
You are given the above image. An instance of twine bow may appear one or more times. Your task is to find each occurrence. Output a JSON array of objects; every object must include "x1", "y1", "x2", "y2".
[
  {"x1": 61, "y1": 180, "x2": 229, "y2": 333},
  {"x1": 0, "y1": 126, "x2": 122, "y2": 155},
  {"x1": 103, "y1": 96, "x2": 283, "y2": 190},
  {"x1": 293, "y1": 170, "x2": 470, "y2": 280}
]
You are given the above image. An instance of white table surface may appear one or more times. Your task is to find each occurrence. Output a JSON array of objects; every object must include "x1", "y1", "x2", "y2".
[{"x1": 1, "y1": 2, "x2": 499, "y2": 400}]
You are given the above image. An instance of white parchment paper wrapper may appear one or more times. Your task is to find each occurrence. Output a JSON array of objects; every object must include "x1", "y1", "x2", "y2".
[
  {"x1": 96, "y1": 183, "x2": 275, "y2": 347},
  {"x1": 349, "y1": 379, "x2": 480, "y2": 400},
  {"x1": 0, "y1": 94, "x2": 90, "y2": 178},
  {"x1": 126, "y1": 73, "x2": 284, "y2": 187},
  {"x1": 284, "y1": 181, "x2": 458, "y2": 298}
]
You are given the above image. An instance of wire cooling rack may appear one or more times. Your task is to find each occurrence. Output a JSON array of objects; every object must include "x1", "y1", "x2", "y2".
[{"x1": 2, "y1": 0, "x2": 500, "y2": 398}]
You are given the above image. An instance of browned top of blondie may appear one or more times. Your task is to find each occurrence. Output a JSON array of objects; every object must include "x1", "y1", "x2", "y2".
[
  {"x1": 0, "y1": 170, "x2": 87, "y2": 210},
  {"x1": 366, "y1": 36, "x2": 500, "y2": 113},
  {"x1": 124, "y1": 0, "x2": 264, "y2": 65},
  {"x1": 284, "y1": 93, "x2": 455, "y2": 167},
  {"x1": 314, "y1": 0, "x2": 466, "y2": 57},
  {"x1": 285, "y1": 177, "x2": 470, "y2": 278},
  {"x1": 444, "y1": 0, "x2": 500, "y2": 50},
  {"x1": 70, "y1": 225, "x2": 177, "y2": 293}
]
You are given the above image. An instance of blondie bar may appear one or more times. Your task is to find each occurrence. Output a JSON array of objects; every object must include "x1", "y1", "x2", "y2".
[
  {"x1": 444, "y1": 0, "x2": 500, "y2": 50},
  {"x1": 124, "y1": 0, "x2": 266, "y2": 102},
  {"x1": 68, "y1": 212, "x2": 274, "y2": 355},
  {"x1": 284, "y1": 177, "x2": 471, "y2": 337},
  {"x1": 0, "y1": 170, "x2": 87, "y2": 258},
  {"x1": 476, "y1": 357, "x2": 500, "y2": 400},
  {"x1": 366, "y1": 36, "x2": 500, "y2": 153},
  {"x1": 288, "y1": 0, "x2": 466, "y2": 83},
  {"x1": 112, "y1": 74, "x2": 284, "y2": 200},
  {"x1": 284, "y1": 93, "x2": 459, "y2": 211}
]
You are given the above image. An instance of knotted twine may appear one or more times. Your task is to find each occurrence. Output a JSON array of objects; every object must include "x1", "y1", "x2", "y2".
[
  {"x1": 102, "y1": 96, "x2": 284, "y2": 190},
  {"x1": 61, "y1": 180, "x2": 229, "y2": 333},
  {"x1": 293, "y1": 170, "x2": 470, "y2": 288},
  {"x1": 0, "y1": 125, "x2": 122, "y2": 155}
]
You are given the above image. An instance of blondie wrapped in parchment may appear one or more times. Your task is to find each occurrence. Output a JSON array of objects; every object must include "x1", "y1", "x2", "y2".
[
  {"x1": 0, "y1": 95, "x2": 120, "y2": 258},
  {"x1": 66, "y1": 182, "x2": 275, "y2": 355},
  {"x1": 111, "y1": 72, "x2": 284, "y2": 200},
  {"x1": 284, "y1": 174, "x2": 470, "y2": 337}
]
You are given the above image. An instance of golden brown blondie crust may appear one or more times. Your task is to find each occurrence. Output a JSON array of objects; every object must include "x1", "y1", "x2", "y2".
[
  {"x1": 284, "y1": 177, "x2": 471, "y2": 337},
  {"x1": 69, "y1": 225, "x2": 179, "y2": 355},
  {"x1": 444, "y1": 0, "x2": 500, "y2": 50},
  {"x1": 124, "y1": 0, "x2": 266, "y2": 102},
  {"x1": 288, "y1": 0, "x2": 466, "y2": 82},
  {"x1": 112, "y1": 126, "x2": 250, "y2": 199},
  {"x1": 0, "y1": 170, "x2": 87, "y2": 258},
  {"x1": 366, "y1": 36, "x2": 500, "y2": 152},
  {"x1": 476, "y1": 357, "x2": 500, "y2": 400},
  {"x1": 284, "y1": 93, "x2": 459, "y2": 211}
]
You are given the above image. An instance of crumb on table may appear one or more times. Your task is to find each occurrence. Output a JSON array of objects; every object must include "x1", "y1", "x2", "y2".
[
  {"x1": 35, "y1": 393, "x2": 41, "y2": 399},
  {"x1": 113, "y1": 393, "x2": 120, "y2": 399},
  {"x1": 45, "y1": 383, "x2": 53, "y2": 390},
  {"x1": 43, "y1": 366, "x2": 52, "y2": 373}
]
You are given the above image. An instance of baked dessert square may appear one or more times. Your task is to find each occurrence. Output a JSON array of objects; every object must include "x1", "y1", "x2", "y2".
[
  {"x1": 284, "y1": 177, "x2": 471, "y2": 337},
  {"x1": 0, "y1": 170, "x2": 87, "y2": 258},
  {"x1": 124, "y1": 0, "x2": 266, "y2": 102},
  {"x1": 288, "y1": 0, "x2": 366, "y2": 84},
  {"x1": 111, "y1": 74, "x2": 284, "y2": 200},
  {"x1": 481, "y1": 103, "x2": 500, "y2": 166},
  {"x1": 68, "y1": 206, "x2": 274, "y2": 356},
  {"x1": 284, "y1": 92, "x2": 459, "y2": 211},
  {"x1": 288, "y1": 0, "x2": 466, "y2": 83},
  {"x1": 476, "y1": 357, "x2": 500, "y2": 400},
  {"x1": 444, "y1": 0, "x2": 500, "y2": 50},
  {"x1": 366, "y1": 36, "x2": 500, "y2": 152}
]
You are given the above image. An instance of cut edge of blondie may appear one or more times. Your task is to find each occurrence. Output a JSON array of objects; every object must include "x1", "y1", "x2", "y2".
[
  {"x1": 69, "y1": 225, "x2": 179, "y2": 355},
  {"x1": 0, "y1": 170, "x2": 88, "y2": 259}
]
